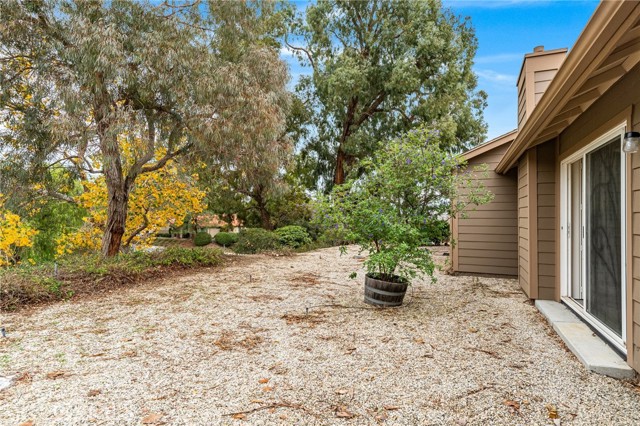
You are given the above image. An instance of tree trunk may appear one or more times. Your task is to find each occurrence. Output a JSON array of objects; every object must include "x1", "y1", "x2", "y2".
[
  {"x1": 334, "y1": 148, "x2": 346, "y2": 186},
  {"x1": 101, "y1": 182, "x2": 129, "y2": 257},
  {"x1": 252, "y1": 186, "x2": 273, "y2": 230},
  {"x1": 258, "y1": 204, "x2": 273, "y2": 231}
]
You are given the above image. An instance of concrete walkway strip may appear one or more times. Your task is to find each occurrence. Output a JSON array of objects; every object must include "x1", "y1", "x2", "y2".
[{"x1": 535, "y1": 300, "x2": 635, "y2": 380}]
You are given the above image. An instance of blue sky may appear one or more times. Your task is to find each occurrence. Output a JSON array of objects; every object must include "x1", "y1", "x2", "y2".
[{"x1": 282, "y1": 0, "x2": 599, "y2": 141}]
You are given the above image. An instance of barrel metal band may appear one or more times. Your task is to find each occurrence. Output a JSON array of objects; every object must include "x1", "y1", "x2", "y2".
[
  {"x1": 364, "y1": 295, "x2": 401, "y2": 306},
  {"x1": 364, "y1": 285, "x2": 404, "y2": 297}
]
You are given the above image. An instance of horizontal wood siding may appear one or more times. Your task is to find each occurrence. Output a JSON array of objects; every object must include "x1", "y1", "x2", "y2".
[
  {"x1": 632, "y1": 98, "x2": 640, "y2": 371},
  {"x1": 536, "y1": 141, "x2": 556, "y2": 300},
  {"x1": 518, "y1": 154, "x2": 530, "y2": 294},
  {"x1": 456, "y1": 143, "x2": 518, "y2": 276}
]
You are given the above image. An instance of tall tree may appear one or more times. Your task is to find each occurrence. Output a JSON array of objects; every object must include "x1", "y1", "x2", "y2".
[
  {"x1": 0, "y1": 0, "x2": 289, "y2": 256},
  {"x1": 288, "y1": 0, "x2": 487, "y2": 190}
]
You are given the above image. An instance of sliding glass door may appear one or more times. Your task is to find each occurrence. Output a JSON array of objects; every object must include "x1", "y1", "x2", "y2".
[
  {"x1": 585, "y1": 137, "x2": 622, "y2": 336},
  {"x1": 562, "y1": 127, "x2": 626, "y2": 350}
]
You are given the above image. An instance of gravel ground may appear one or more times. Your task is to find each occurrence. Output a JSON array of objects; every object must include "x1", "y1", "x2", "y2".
[{"x1": 1, "y1": 246, "x2": 639, "y2": 426}]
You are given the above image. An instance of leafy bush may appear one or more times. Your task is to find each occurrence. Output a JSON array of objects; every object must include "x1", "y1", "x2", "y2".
[
  {"x1": 194, "y1": 231, "x2": 212, "y2": 246},
  {"x1": 233, "y1": 228, "x2": 281, "y2": 254},
  {"x1": 275, "y1": 225, "x2": 312, "y2": 248},
  {"x1": 423, "y1": 219, "x2": 450, "y2": 245},
  {"x1": 214, "y1": 232, "x2": 238, "y2": 247},
  {"x1": 316, "y1": 127, "x2": 492, "y2": 282}
]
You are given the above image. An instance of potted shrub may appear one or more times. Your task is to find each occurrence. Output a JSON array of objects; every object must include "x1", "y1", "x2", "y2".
[{"x1": 317, "y1": 127, "x2": 492, "y2": 307}]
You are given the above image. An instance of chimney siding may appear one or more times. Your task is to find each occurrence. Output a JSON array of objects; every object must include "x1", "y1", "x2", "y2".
[{"x1": 517, "y1": 47, "x2": 568, "y2": 128}]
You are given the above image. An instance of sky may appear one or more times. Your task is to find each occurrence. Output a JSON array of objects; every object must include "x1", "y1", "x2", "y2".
[{"x1": 282, "y1": 0, "x2": 600, "y2": 141}]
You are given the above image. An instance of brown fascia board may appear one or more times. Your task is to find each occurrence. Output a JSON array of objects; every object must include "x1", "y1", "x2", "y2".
[
  {"x1": 496, "y1": 1, "x2": 640, "y2": 174},
  {"x1": 462, "y1": 129, "x2": 518, "y2": 161}
]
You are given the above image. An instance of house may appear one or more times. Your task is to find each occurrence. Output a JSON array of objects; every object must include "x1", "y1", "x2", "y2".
[
  {"x1": 452, "y1": 1, "x2": 640, "y2": 377},
  {"x1": 195, "y1": 213, "x2": 242, "y2": 237}
]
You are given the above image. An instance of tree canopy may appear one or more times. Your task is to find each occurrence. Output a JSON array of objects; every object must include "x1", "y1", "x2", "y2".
[
  {"x1": 289, "y1": 0, "x2": 487, "y2": 191},
  {"x1": 0, "y1": 0, "x2": 290, "y2": 256}
]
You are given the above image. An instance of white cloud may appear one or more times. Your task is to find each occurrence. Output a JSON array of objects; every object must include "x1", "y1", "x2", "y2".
[
  {"x1": 476, "y1": 69, "x2": 516, "y2": 85},
  {"x1": 280, "y1": 46, "x2": 296, "y2": 58}
]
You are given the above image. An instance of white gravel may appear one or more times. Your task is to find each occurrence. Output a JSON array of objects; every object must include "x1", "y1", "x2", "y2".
[{"x1": 1, "y1": 246, "x2": 639, "y2": 425}]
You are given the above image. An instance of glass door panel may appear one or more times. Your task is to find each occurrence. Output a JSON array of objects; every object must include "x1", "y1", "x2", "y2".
[
  {"x1": 585, "y1": 137, "x2": 622, "y2": 337},
  {"x1": 570, "y1": 159, "x2": 583, "y2": 304}
]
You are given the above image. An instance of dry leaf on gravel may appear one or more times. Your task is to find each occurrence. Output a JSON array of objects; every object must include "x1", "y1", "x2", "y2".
[
  {"x1": 384, "y1": 405, "x2": 401, "y2": 411},
  {"x1": 258, "y1": 378, "x2": 269, "y2": 384},
  {"x1": 232, "y1": 413, "x2": 246, "y2": 420},
  {"x1": 45, "y1": 371, "x2": 68, "y2": 380},
  {"x1": 141, "y1": 413, "x2": 163, "y2": 424},
  {"x1": 19, "y1": 422, "x2": 34, "y2": 426},
  {"x1": 87, "y1": 389, "x2": 101, "y2": 397},
  {"x1": 336, "y1": 409, "x2": 356, "y2": 419},
  {"x1": 262, "y1": 386, "x2": 274, "y2": 392},
  {"x1": 546, "y1": 404, "x2": 559, "y2": 419},
  {"x1": 504, "y1": 400, "x2": 520, "y2": 412}
]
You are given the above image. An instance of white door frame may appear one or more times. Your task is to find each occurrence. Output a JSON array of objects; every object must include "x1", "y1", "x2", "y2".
[{"x1": 559, "y1": 123, "x2": 627, "y2": 353}]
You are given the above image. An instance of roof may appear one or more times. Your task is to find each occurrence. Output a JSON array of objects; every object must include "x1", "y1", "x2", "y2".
[
  {"x1": 197, "y1": 213, "x2": 242, "y2": 228},
  {"x1": 462, "y1": 129, "x2": 518, "y2": 161},
  {"x1": 496, "y1": 1, "x2": 640, "y2": 173}
]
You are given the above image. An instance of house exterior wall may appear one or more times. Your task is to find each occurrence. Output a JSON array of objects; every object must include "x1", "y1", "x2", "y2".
[
  {"x1": 556, "y1": 64, "x2": 640, "y2": 370},
  {"x1": 518, "y1": 152, "x2": 531, "y2": 295},
  {"x1": 536, "y1": 141, "x2": 557, "y2": 300},
  {"x1": 453, "y1": 143, "x2": 518, "y2": 276}
]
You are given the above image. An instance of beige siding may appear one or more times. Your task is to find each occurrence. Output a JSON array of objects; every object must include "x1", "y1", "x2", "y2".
[
  {"x1": 534, "y1": 69, "x2": 558, "y2": 106},
  {"x1": 536, "y1": 141, "x2": 556, "y2": 300},
  {"x1": 518, "y1": 86, "x2": 526, "y2": 127},
  {"x1": 456, "y1": 143, "x2": 518, "y2": 276},
  {"x1": 631, "y1": 105, "x2": 640, "y2": 372},
  {"x1": 518, "y1": 155, "x2": 530, "y2": 294}
]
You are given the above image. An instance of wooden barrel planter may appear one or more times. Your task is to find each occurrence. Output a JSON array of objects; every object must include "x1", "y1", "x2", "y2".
[{"x1": 364, "y1": 274, "x2": 408, "y2": 307}]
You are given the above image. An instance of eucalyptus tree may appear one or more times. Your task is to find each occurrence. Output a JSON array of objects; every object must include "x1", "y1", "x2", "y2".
[
  {"x1": 0, "y1": 0, "x2": 289, "y2": 256},
  {"x1": 288, "y1": 0, "x2": 487, "y2": 190}
]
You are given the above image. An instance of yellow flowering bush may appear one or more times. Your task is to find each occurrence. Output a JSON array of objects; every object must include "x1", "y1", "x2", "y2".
[
  {"x1": 0, "y1": 196, "x2": 38, "y2": 267},
  {"x1": 56, "y1": 141, "x2": 206, "y2": 256}
]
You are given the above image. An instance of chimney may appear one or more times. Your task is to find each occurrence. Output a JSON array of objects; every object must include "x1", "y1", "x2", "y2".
[{"x1": 517, "y1": 46, "x2": 568, "y2": 128}]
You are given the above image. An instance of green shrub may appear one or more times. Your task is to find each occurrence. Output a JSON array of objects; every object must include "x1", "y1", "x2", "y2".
[
  {"x1": 275, "y1": 225, "x2": 312, "y2": 248},
  {"x1": 153, "y1": 247, "x2": 222, "y2": 267},
  {"x1": 233, "y1": 228, "x2": 281, "y2": 254},
  {"x1": 214, "y1": 232, "x2": 238, "y2": 247},
  {"x1": 194, "y1": 231, "x2": 212, "y2": 246}
]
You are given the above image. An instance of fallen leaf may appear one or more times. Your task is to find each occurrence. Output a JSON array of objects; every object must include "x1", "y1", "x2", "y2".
[
  {"x1": 45, "y1": 371, "x2": 67, "y2": 380},
  {"x1": 141, "y1": 413, "x2": 163, "y2": 424},
  {"x1": 336, "y1": 410, "x2": 355, "y2": 419},
  {"x1": 262, "y1": 386, "x2": 273, "y2": 392},
  {"x1": 384, "y1": 405, "x2": 401, "y2": 411},
  {"x1": 19, "y1": 422, "x2": 34, "y2": 426},
  {"x1": 344, "y1": 347, "x2": 356, "y2": 354},
  {"x1": 232, "y1": 413, "x2": 246, "y2": 420},
  {"x1": 546, "y1": 404, "x2": 559, "y2": 419},
  {"x1": 258, "y1": 378, "x2": 269, "y2": 384},
  {"x1": 87, "y1": 389, "x2": 101, "y2": 397},
  {"x1": 375, "y1": 411, "x2": 389, "y2": 422},
  {"x1": 468, "y1": 327, "x2": 479, "y2": 333},
  {"x1": 413, "y1": 338, "x2": 425, "y2": 344},
  {"x1": 504, "y1": 400, "x2": 520, "y2": 412},
  {"x1": 335, "y1": 388, "x2": 349, "y2": 395},
  {"x1": 279, "y1": 414, "x2": 288, "y2": 420},
  {"x1": 250, "y1": 399, "x2": 264, "y2": 404}
]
